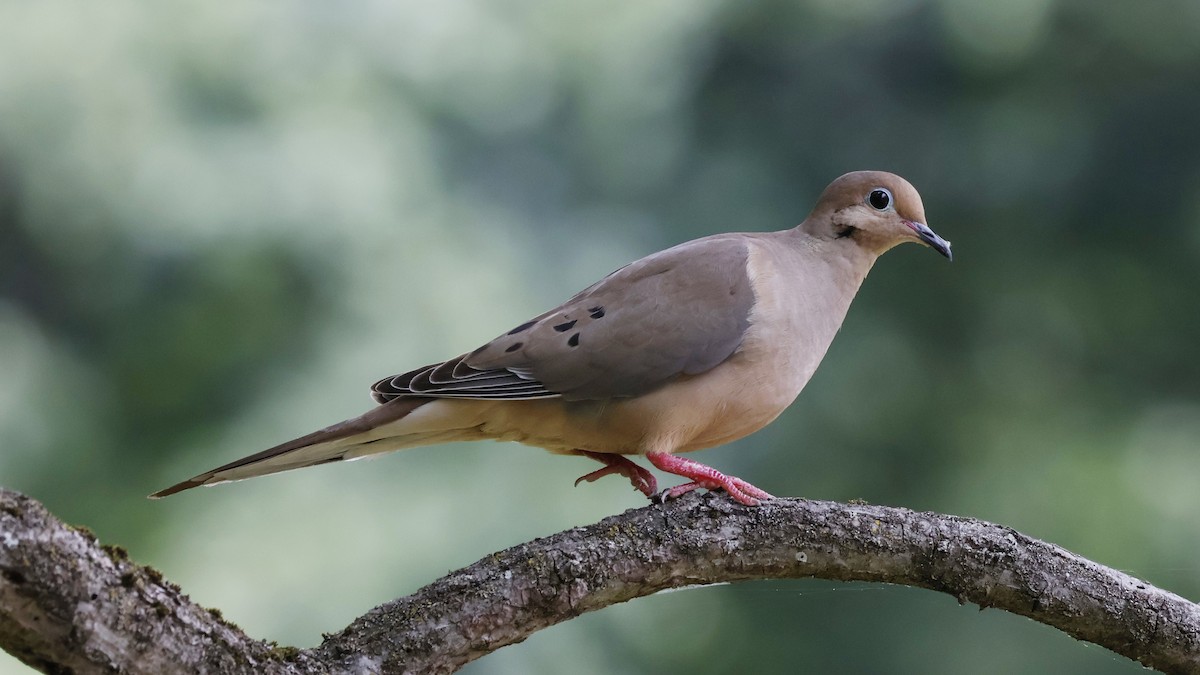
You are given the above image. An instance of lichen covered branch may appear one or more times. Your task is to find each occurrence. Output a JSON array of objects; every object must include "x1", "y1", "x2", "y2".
[{"x1": 3, "y1": 488, "x2": 1198, "y2": 675}]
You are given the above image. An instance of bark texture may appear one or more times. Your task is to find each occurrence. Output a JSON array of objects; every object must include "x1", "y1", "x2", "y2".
[{"x1": 2, "y1": 487, "x2": 1198, "y2": 674}]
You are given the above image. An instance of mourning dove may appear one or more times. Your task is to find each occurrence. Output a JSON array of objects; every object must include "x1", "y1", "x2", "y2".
[{"x1": 152, "y1": 171, "x2": 951, "y2": 505}]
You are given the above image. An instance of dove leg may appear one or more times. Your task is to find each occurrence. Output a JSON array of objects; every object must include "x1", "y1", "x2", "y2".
[
  {"x1": 647, "y1": 453, "x2": 774, "y2": 506},
  {"x1": 574, "y1": 450, "x2": 658, "y2": 498}
]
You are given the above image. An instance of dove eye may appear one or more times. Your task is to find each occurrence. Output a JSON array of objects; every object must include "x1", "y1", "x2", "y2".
[{"x1": 867, "y1": 188, "x2": 892, "y2": 211}]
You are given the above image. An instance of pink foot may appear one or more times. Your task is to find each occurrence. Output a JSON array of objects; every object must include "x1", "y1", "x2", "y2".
[
  {"x1": 646, "y1": 453, "x2": 773, "y2": 506},
  {"x1": 574, "y1": 451, "x2": 658, "y2": 498}
]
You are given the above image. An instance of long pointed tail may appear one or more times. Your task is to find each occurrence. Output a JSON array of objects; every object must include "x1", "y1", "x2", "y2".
[{"x1": 150, "y1": 397, "x2": 432, "y2": 498}]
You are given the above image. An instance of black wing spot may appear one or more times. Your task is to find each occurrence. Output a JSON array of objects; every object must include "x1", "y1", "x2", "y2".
[
  {"x1": 505, "y1": 342, "x2": 523, "y2": 353},
  {"x1": 554, "y1": 319, "x2": 578, "y2": 332},
  {"x1": 567, "y1": 333, "x2": 580, "y2": 347},
  {"x1": 589, "y1": 306, "x2": 605, "y2": 318},
  {"x1": 507, "y1": 320, "x2": 536, "y2": 335}
]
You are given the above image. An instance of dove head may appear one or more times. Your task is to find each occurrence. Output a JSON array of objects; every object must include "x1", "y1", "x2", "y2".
[{"x1": 803, "y1": 171, "x2": 952, "y2": 261}]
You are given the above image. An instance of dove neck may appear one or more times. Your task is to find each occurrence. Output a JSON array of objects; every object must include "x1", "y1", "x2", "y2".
[
  {"x1": 742, "y1": 233, "x2": 875, "y2": 395},
  {"x1": 783, "y1": 225, "x2": 878, "y2": 295}
]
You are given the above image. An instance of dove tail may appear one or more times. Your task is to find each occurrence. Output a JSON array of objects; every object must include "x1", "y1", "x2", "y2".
[{"x1": 149, "y1": 397, "x2": 434, "y2": 498}]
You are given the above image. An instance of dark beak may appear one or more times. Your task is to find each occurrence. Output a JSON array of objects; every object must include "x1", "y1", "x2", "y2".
[{"x1": 905, "y1": 221, "x2": 953, "y2": 261}]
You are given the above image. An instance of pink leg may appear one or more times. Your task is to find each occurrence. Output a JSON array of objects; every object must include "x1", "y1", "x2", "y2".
[
  {"x1": 574, "y1": 451, "x2": 658, "y2": 498},
  {"x1": 646, "y1": 453, "x2": 773, "y2": 506}
]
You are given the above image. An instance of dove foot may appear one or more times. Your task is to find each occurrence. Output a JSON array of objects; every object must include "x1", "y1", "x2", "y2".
[
  {"x1": 574, "y1": 450, "x2": 658, "y2": 498},
  {"x1": 647, "y1": 453, "x2": 773, "y2": 506}
]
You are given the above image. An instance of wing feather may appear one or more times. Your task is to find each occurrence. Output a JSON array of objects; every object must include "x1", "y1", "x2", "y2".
[{"x1": 371, "y1": 235, "x2": 755, "y2": 403}]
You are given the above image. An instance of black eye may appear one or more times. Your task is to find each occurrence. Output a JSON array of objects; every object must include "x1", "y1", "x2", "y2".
[{"x1": 868, "y1": 188, "x2": 892, "y2": 210}]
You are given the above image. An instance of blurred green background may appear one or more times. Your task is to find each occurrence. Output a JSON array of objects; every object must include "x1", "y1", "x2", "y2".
[{"x1": 2, "y1": 0, "x2": 1198, "y2": 672}]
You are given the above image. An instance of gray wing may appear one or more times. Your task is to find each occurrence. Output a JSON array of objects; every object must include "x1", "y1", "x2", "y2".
[{"x1": 373, "y1": 234, "x2": 756, "y2": 402}]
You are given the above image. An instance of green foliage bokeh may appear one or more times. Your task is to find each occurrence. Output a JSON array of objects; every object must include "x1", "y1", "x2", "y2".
[{"x1": 1, "y1": 1, "x2": 1198, "y2": 673}]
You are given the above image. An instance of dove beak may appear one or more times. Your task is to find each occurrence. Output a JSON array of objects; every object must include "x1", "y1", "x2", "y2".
[{"x1": 905, "y1": 220, "x2": 953, "y2": 261}]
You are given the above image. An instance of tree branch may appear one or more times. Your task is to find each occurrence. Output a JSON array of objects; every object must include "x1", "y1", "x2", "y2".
[{"x1": 2, "y1": 487, "x2": 1198, "y2": 675}]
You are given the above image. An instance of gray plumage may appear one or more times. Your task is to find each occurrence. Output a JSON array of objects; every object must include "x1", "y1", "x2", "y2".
[
  {"x1": 151, "y1": 171, "x2": 951, "y2": 504},
  {"x1": 373, "y1": 236, "x2": 754, "y2": 402}
]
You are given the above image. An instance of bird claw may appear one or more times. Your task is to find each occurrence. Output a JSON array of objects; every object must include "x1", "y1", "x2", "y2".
[
  {"x1": 647, "y1": 453, "x2": 772, "y2": 507},
  {"x1": 574, "y1": 451, "x2": 658, "y2": 498},
  {"x1": 574, "y1": 467, "x2": 615, "y2": 487},
  {"x1": 575, "y1": 451, "x2": 772, "y2": 507},
  {"x1": 650, "y1": 483, "x2": 705, "y2": 504},
  {"x1": 663, "y1": 481, "x2": 706, "y2": 500}
]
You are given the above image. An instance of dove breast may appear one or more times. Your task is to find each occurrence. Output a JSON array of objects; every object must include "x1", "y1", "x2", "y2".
[{"x1": 377, "y1": 230, "x2": 869, "y2": 458}]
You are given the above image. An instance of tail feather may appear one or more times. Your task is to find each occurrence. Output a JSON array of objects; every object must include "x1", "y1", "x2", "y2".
[{"x1": 150, "y1": 398, "x2": 432, "y2": 498}]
